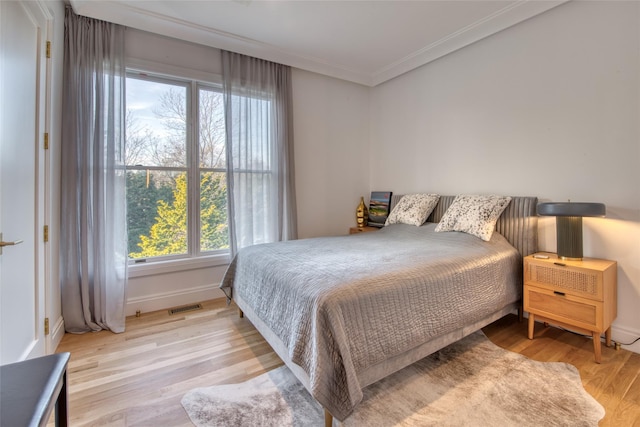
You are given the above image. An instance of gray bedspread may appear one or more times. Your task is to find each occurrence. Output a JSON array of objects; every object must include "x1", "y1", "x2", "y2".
[{"x1": 220, "y1": 223, "x2": 521, "y2": 420}]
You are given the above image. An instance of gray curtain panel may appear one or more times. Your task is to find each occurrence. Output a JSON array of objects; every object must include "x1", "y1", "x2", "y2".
[
  {"x1": 60, "y1": 7, "x2": 127, "y2": 333},
  {"x1": 221, "y1": 50, "x2": 298, "y2": 256}
]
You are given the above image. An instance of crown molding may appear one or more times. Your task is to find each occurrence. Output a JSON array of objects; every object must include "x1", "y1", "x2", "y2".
[
  {"x1": 70, "y1": 0, "x2": 568, "y2": 87},
  {"x1": 370, "y1": 0, "x2": 568, "y2": 86}
]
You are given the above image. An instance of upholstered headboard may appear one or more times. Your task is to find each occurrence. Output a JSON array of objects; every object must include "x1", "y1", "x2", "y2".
[{"x1": 390, "y1": 194, "x2": 538, "y2": 257}]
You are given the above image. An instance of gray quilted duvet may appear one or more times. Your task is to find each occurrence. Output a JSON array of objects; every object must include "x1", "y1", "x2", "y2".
[{"x1": 220, "y1": 223, "x2": 521, "y2": 420}]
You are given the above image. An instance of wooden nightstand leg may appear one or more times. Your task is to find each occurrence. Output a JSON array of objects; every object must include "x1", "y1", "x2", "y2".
[
  {"x1": 592, "y1": 331, "x2": 602, "y2": 364},
  {"x1": 324, "y1": 409, "x2": 333, "y2": 427},
  {"x1": 605, "y1": 327, "x2": 612, "y2": 347},
  {"x1": 527, "y1": 314, "x2": 535, "y2": 339}
]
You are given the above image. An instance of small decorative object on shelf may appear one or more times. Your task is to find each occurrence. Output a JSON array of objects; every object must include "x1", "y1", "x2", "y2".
[{"x1": 356, "y1": 197, "x2": 368, "y2": 228}]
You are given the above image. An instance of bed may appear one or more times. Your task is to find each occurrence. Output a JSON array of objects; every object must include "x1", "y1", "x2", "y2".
[{"x1": 220, "y1": 195, "x2": 538, "y2": 424}]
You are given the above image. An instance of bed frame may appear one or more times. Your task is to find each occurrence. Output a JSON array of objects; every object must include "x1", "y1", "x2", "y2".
[{"x1": 236, "y1": 195, "x2": 538, "y2": 426}]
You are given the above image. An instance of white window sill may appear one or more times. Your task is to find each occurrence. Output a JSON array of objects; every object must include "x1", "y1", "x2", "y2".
[{"x1": 127, "y1": 253, "x2": 231, "y2": 278}]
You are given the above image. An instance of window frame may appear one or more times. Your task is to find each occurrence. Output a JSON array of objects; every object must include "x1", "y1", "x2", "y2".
[{"x1": 125, "y1": 65, "x2": 231, "y2": 275}]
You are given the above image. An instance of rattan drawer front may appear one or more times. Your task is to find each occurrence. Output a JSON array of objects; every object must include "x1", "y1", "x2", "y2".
[
  {"x1": 527, "y1": 263, "x2": 602, "y2": 300},
  {"x1": 526, "y1": 288, "x2": 598, "y2": 330}
]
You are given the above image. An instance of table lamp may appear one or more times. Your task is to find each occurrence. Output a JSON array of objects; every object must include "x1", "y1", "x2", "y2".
[{"x1": 537, "y1": 202, "x2": 606, "y2": 261}]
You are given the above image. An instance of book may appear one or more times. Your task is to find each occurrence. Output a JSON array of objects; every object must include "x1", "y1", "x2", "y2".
[{"x1": 368, "y1": 191, "x2": 393, "y2": 226}]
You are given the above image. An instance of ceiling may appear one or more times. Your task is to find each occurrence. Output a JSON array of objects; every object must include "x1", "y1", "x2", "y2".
[{"x1": 69, "y1": 0, "x2": 566, "y2": 87}]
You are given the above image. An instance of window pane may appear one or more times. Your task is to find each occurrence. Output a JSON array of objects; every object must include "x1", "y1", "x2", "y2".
[
  {"x1": 200, "y1": 171, "x2": 229, "y2": 252},
  {"x1": 198, "y1": 87, "x2": 226, "y2": 169},
  {"x1": 126, "y1": 77, "x2": 187, "y2": 167},
  {"x1": 127, "y1": 170, "x2": 188, "y2": 259},
  {"x1": 125, "y1": 73, "x2": 232, "y2": 265}
]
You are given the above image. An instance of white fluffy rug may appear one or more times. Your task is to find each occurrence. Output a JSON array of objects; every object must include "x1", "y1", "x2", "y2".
[{"x1": 181, "y1": 331, "x2": 604, "y2": 426}]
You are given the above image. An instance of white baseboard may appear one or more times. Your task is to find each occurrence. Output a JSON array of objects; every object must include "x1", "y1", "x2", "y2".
[{"x1": 125, "y1": 283, "x2": 225, "y2": 317}]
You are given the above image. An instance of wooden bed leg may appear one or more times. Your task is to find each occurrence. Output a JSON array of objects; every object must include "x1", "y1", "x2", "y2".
[
  {"x1": 238, "y1": 308, "x2": 244, "y2": 318},
  {"x1": 324, "y1": 408, "x2": 333, "y2": 427}
]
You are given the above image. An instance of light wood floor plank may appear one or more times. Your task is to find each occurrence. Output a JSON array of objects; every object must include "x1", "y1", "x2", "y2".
[{"x1": 51, "y1": 299, "x2": 639, "y2": 426}]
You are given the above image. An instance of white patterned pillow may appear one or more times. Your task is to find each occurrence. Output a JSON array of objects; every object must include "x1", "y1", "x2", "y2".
[
  {"x1": 434, "y1": 195, "x2": 512, "y2": 241},
  {"x1": 385, "y1": 194, "x2": 440, "y2": 227}
]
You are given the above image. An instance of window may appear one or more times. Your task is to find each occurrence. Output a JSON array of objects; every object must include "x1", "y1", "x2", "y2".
[{"x1": 125, "y1": 72, "x2": 229, "y2": 264}]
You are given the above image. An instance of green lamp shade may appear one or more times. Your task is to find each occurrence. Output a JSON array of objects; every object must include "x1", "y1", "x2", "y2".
[{"x1": 537, "y1": 202, "x2": 606, "y2": 260}]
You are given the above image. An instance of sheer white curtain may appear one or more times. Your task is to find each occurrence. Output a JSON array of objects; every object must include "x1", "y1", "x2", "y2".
[
  {"x1": 221, "y1": 51, "x2": 297, "y2": 255},
  {"x1": 60, "y1": 7, "x2": 127, "y2": 333}
]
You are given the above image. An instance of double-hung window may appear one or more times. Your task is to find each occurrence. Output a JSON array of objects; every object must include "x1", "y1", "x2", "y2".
[{"x1": 125, "y1": 71, "x2": 229, "y2": 265}]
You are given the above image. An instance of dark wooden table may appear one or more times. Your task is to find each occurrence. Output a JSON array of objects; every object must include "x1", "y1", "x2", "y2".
[{"x1": 1, "y1": 352, "x2": 70, "y2": 426}]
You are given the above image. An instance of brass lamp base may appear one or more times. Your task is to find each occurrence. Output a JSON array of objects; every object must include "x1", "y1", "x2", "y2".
[{"x1": 556, "y1": 216, "x2": 583, "y2": 261}]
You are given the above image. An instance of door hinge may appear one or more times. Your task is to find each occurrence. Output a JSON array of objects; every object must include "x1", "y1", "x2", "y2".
[
  {"x1": 43, "y1": 225, "x2": 49, "y2": 243},
  {"x1": 44, "y1": 132, "x2": 49, "y2": 150},
  {"x1": 44, "y1": 317, "x2": 50, "y2": 335},
  {"x1": 46, "y1": 41, "x2": 51, "y2": 59}
]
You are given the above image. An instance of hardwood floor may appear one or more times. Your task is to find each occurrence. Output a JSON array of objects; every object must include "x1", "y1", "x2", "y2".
[{"x1": 53, "y1": 299, "x2": 640, "y2": 426}]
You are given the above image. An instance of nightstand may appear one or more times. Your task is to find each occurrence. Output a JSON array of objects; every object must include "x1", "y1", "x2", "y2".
[
  {"x1": 349, "y1": 226, "x2": 378, "y2": 235},
  {"x1": 523, "y1": 252, "x2": 617, "y2": 363}
]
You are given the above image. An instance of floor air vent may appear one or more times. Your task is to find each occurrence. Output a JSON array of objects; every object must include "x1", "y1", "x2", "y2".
[{"x1": 168, "y1": 303, "x2": 203, "y2": 315}]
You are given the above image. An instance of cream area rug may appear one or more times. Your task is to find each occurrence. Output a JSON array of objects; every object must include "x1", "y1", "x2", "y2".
[{"x1": 181, "y1": 331, "x2": 604, "y2": 426}]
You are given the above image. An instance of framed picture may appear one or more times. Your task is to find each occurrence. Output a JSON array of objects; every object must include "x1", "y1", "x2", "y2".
[{"x1": 368, "y1": 191, "x2": 393, "y2": 227}]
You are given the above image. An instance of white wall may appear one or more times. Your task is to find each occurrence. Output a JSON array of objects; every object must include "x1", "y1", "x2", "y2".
[
  {"x1": 292, "y1": 69, "x2": 370, "y2": 238},
  {"x1": 370, "y1": 1, "x2": 640, "y2": 352},
  {"x1": 123, "y1": 29, "x2": 370, "y2": 315}
]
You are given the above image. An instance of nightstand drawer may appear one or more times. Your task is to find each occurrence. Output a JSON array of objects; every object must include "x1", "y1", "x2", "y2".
[
  {"x1": 526, "y1": 261, "x2": 603, "y2": 301},
  {"x1": 525, "y1": 287, "x2": 601, "y2": 331}
]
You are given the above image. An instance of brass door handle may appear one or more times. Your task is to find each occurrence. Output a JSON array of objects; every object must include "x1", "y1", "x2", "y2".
[{"x1": 0, "y1": 233, "x2": 24, "y2": 255}]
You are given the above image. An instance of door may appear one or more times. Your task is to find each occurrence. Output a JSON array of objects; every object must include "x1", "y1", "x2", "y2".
[{"x1": 0, "y1": 0, "x2": 49, "y2": 363}]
